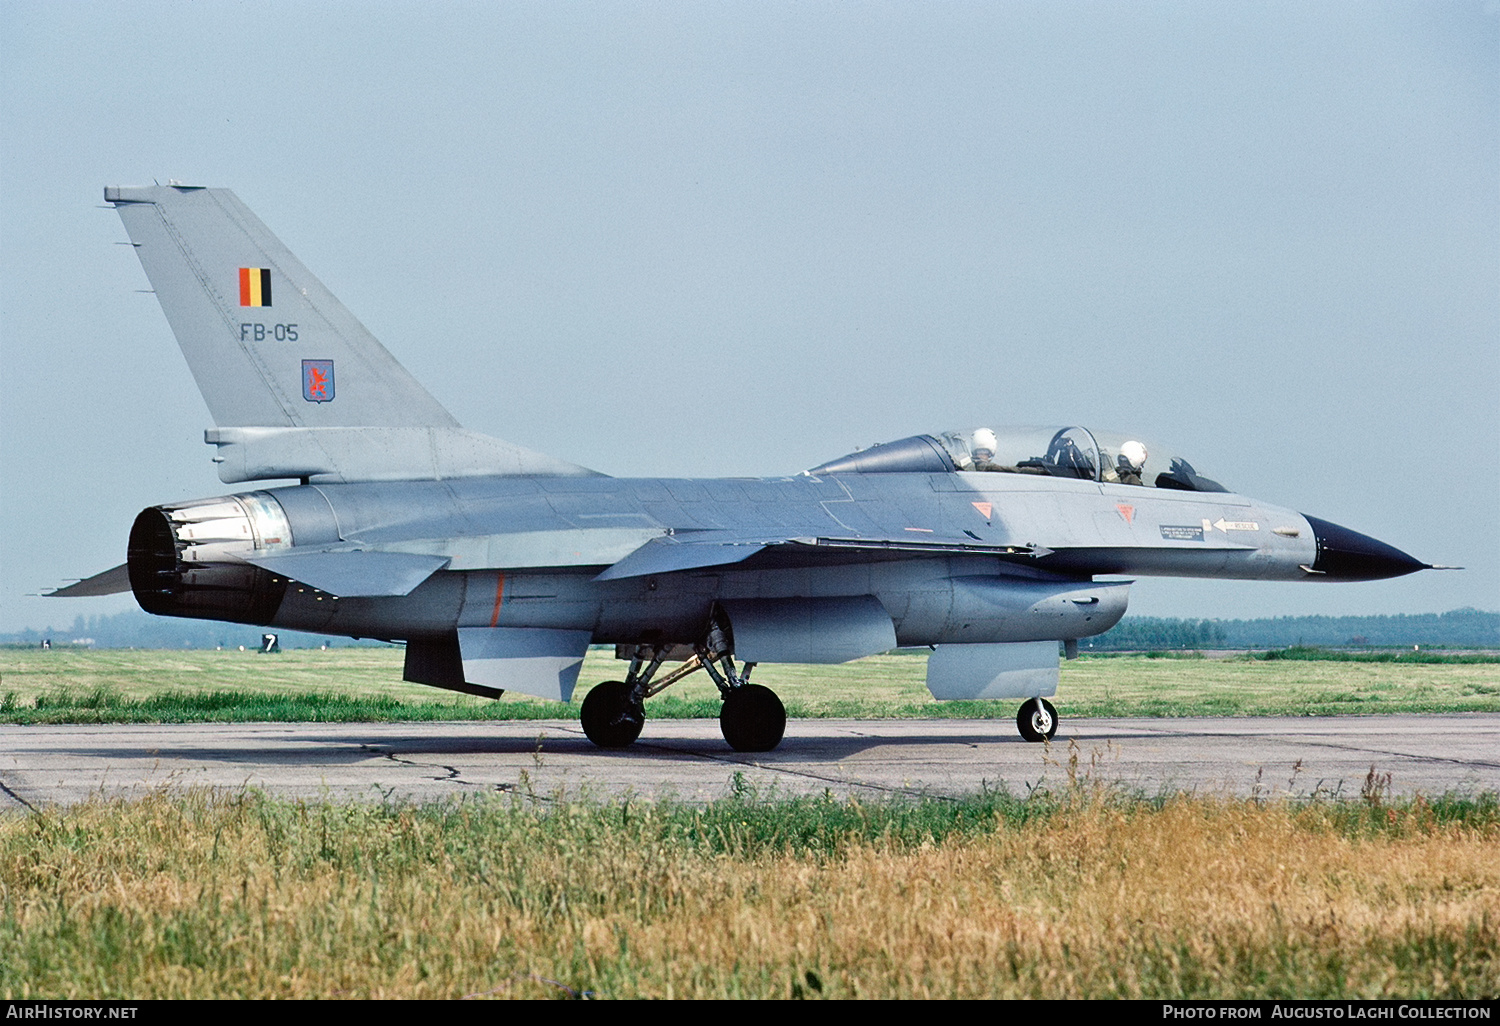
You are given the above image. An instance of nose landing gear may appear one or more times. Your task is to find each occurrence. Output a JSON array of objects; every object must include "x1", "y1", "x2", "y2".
[{"x1": 1016, "y1": 696, "x2": 1058, "y2": 742}]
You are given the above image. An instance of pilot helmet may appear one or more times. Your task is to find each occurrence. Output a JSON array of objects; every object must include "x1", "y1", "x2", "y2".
[
  {"x1": 1119, "y1": 440, "x2": 1148, "y2": 468},
  {"x1": 971, "y1": 428, "x2": 998, "y2": 460}
]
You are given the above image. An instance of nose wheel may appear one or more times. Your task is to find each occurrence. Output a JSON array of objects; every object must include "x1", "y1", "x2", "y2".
[{"x1": 1016, "y1": 697, "x2": 1058, "y2": 742}]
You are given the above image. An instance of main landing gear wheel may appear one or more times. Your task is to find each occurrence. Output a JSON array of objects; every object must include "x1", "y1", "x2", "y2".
[
  {"x1": 580, "y1": 681, "x2": 644, "y2": 749},
  {"x1": 720, "y1": 684, "x2": 787, "y2": 753},
  {"x1": 1016, "y1": 697, "x2": 1058, "y2": 743}
]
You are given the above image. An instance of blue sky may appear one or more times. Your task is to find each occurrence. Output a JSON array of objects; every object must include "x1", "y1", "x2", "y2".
[{"x1": 2, "y1": 1, "x2": 1496, "y2": 633}]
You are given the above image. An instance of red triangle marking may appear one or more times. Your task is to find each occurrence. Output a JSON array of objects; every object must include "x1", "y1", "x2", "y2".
[
  {"x1": 972, "y1": 501, "x2": 993, "y2": 518},
  {"x1": 1116, "y1": 503, "x2": 1136, "y2": 523}
]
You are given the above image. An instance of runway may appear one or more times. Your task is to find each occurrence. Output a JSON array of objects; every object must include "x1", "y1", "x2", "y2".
[{"x1": 2, "y1": 714, "x2": 1496, "y2": 809}]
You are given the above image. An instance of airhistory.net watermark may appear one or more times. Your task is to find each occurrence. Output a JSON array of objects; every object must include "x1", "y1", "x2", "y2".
[{"x1": 5, "y1": 1007, "x2": 137, "y2": 1020}]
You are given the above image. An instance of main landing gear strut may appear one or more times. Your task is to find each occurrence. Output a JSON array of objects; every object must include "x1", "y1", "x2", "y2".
[{"x1": 579, "y1": 615, "x2": 787, "y2": 753}]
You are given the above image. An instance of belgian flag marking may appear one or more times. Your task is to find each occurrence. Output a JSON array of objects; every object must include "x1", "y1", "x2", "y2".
[{"x1": 238, "y1": 267, "x2": 272, "y2": 307}]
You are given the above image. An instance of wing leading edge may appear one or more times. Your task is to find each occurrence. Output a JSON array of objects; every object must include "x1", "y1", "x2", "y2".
[{"x1": 594, "y1": 532, "x2": 1063, "y2": 581}]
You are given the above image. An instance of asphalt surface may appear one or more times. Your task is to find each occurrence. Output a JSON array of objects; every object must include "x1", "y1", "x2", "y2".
[{"x1": 2, "y1": 714, "x2": 1496, "y2": 809}]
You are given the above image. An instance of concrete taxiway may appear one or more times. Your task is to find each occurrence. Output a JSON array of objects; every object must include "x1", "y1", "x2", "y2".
[{"x1": 2, "y1": 714, "x2": 1496, "y2": 809}]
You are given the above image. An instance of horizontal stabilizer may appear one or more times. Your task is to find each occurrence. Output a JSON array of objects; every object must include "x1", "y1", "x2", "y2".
[
  {"x1": 45, "y1": 563, "x2": 132, "y2": 597},
  {"x1": 243, "y1": 549, "x2": 450, "y2": 597},
  {"x1": 594, "y1": 535, "x2": 770, "y2": 581},
  {"x1": 457, "y1": 627, "x2": 592, "y2": 702}
]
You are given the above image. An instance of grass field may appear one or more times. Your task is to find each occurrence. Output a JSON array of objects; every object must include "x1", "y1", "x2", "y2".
[
  {"x1": 5, "y1": 650, "x2": 1497, "y2": 999},
  {"x1": 2, "y1": 788, "x2": 1496, "y2": 999},
  {"x1": 1, "y1": 647, "x2": 1497, "y2": 724}
]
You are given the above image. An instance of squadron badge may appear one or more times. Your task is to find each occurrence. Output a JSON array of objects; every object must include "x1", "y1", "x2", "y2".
[{"x1": 302, "y1": 359, "x2": 334, "y2": 403}]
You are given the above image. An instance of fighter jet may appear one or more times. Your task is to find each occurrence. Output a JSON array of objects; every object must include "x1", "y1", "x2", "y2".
[{"x1": 52, "y1": 185, "x2": 1440, "y2": 751}]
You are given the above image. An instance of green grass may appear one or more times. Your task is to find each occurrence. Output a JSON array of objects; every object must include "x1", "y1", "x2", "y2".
[
  {"x1": 1, "y1": 646, "x2": 1497, "y2": 724},
  {"x1": 1246, "y1": 645, "x2": 1500, "y2": 664}
]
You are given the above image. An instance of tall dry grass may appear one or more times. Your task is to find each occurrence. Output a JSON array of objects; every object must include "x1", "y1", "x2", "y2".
[{"x1": 2, "y1": 788, "x2": 1496, "y2": 999}]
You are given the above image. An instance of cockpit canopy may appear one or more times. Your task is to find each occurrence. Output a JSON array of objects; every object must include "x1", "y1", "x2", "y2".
[{"x1": 808, "y1": 426, "x2": 1228, "y2": 492}]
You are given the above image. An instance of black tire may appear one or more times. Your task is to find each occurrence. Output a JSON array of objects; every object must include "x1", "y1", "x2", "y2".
[
  {"x1": 720, "y1": 684, "x2": 787, "y2": 752},
  {"x1": 1016, "y1": 697, "x2": 1058, "y2": 742},
  {"x1": 580, "y1": 680, "x2": 644, "y2": 748}
]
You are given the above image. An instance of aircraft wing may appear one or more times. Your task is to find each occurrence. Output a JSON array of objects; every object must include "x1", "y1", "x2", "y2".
[
  {"x1": 792, "y1": 536, "x2": 1055, "y2": 558},
  {"x1": 595, "y1": 531, "x2": 1056, "y2": 581},
  {"x1": 593, "y1": 534, "x2": 773, "y2": 580}
]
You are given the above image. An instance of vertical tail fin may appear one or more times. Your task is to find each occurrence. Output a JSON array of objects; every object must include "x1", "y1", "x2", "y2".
[
  {"x1": 106, "y1": 184, "x2": 458, "y2": 429},
  {"x1": 106, "y1": 185, "x2": 598, "y2": 483}
]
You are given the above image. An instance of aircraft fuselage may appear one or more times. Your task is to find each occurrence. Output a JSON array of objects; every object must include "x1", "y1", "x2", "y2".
[{"x1": 130, "y1": 469, "x2": 1320, "y2": 648}]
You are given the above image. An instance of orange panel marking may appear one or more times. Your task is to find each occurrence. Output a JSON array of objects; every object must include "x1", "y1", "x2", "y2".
[{"x1": 488, "y1": 572, "x2": 506, "y2": 628}]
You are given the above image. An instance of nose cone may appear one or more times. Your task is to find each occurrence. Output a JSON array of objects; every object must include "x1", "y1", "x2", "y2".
[{"x1": 1303, "y1": 515, "x2": 1430, "y2": 581}]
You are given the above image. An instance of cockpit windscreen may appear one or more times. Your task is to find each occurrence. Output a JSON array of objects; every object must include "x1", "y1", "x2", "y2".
[{"x1": 935, "y1": 426, "x2": 1228, "y2": 492}]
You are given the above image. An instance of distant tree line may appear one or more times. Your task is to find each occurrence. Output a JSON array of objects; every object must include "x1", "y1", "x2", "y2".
[
  {"x1": 1083, "y1": 618, "x2": 1226, "y2": 651},
  {"x1": 4, "y1": 607, "x2": 1497, "y2": 652},
  {"x1": 1087, "y1": 608, "x2": 1499, "y2": 651},
  {"x1": 0, "y1": 609, "x2": 384, "y2": 650}
]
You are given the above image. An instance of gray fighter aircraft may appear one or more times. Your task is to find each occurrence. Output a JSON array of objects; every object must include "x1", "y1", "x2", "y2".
[{"x1": 53, "y1": 184, "x2": 1439, "y2": 751}]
